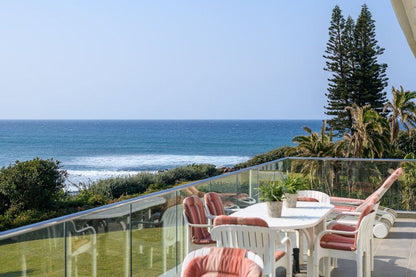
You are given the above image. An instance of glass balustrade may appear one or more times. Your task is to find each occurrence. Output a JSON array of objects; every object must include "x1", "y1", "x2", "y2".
[{"x1": 1, "y1": 157, "x2": 415, "y2": 276}]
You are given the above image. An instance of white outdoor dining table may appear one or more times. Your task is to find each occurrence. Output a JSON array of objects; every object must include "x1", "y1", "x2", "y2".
[{"x1": 232, "y1": 201, "x2": 334, "y2": 277}]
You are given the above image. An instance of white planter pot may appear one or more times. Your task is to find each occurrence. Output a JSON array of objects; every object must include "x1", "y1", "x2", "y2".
[
  {"x1": 267, "y1": 201, "x2": 283, "y2": 218},
  {"x1": 283, "y1": 193, "x2": 298, "y2": 208}
]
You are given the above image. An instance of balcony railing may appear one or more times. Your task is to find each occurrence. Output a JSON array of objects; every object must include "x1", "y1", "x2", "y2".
[{"x1": 0, "y1": 157, "x2": 415, "y2": 276}]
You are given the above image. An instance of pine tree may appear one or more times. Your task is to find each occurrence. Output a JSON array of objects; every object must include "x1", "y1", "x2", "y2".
[
  {"x1": 352, "y1": 4, "x2": 388, "y2": 114},
  {"x1": 324, "y1": 6, "x2": 354, "y2": 135},
  {"x1": 324, "y1": 4, "x2": 388, "y2": 135}
]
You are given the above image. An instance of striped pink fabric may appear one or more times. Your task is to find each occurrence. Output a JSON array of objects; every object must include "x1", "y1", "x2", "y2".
[
  {"x1": 332, "y1": 168, "x2": 402, "y2": 209},
  {"x1": 213, "y1": 215, "x2": 269, "y2": 228},
  {"x1": 183, "y1": 247, "x2": 262, "y2": 277},
  {"x1": 205, "y1": 192, "x2": 226, "y2": 216},
  {"x1": 321, "y1": 203, "x2": 375, "y2": 251},
  {"x1": 183, "y1": 195, "x2": 214, "y2": 244}
]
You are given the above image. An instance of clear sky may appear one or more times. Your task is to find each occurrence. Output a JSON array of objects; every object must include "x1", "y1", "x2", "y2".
[{"x1": 0, "y1": 1, "x2": 415, "y2": 120}]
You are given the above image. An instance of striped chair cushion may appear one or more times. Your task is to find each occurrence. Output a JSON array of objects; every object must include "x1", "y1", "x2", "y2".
[
  {"x1": 183, "y1": 195, "x2": 214, "y2": 244},
  {"x1": 213, "y1": 215, "x2": 269, "y2": 228},
  {"x1": 183, "y1": 247, "x2": 262, "y2": 277},
  {"x1": 205, "y1": 192, "x2": 226, "y2": 216}
]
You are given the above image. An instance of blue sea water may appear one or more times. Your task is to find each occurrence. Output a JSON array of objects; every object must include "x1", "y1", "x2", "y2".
[{"x1": 0, "y1": 120, "x2": 322, "y2": 187}]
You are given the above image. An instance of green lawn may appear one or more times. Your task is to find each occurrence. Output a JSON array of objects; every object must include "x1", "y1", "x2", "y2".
[{"x1": 0, "y1": 227, "x2": 185, "y2": 277}]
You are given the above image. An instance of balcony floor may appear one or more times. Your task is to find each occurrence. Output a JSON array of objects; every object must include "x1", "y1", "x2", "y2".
[{"x1": 293, "y1": 218, "x2": 416, "y2": 277}]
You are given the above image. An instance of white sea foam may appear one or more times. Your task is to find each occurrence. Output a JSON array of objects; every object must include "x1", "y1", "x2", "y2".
[
  {"x1": 64, "y1": 154, "x2": 249, "y2": 190},
  {"x1": 65, "y1": 154, "x2": 249, "y2": 169}
]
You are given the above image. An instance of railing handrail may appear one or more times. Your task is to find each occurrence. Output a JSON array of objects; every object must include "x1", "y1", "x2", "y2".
[{"x1": 1, "y1": 156, "x2": 414, "y2": 239}]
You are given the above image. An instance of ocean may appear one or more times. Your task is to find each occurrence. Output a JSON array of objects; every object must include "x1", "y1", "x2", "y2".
[{"x1": 0, "y1": 120, "x2": 322, "y2": 187}]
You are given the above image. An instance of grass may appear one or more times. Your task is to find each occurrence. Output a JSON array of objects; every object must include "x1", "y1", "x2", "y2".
[{"x1": 0, "y1": 226, "x2": 186, "y2": 277}]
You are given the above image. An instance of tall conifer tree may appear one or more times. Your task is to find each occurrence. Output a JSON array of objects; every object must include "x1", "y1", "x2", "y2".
[
  {"x1": 324, "y1": 4, "x2": 388, "y2": 135},
  {"x1": 352, "y1": 4, "x2": 388, "y2": 114},
  {"x1": 324, "y1": 6, "x2": 352, "y2": 134}
]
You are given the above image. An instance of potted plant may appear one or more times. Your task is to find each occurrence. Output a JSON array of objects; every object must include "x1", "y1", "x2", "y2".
[
  {"x1": 258, "y1": 181, "x2": 284, "y2": 217},
  {"x1": 282, "y1": 176, "x2": 308, "y2": 208}
]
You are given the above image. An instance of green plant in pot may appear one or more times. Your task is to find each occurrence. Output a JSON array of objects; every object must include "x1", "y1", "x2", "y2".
[
  {"x1": 281, "y1": 175, "x2": 308, "y2": 208},
  {"x1": 258, "y1": 181, "x2": 284, "y2": 217}
]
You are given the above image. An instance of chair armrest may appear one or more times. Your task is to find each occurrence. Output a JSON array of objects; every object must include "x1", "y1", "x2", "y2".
[
  {"x1": 188, "y1": 223, "x2": 213, "y2": 228},
  {"x1": 330, "y1": 196, "x2": 364, "y2": 204},
  {"x1": 333, "y1": 211, "x2": 361, "y2": 221},
  {"x1": 207, "y1": 214, "x2": 216, "y2": 221},
  {"x1": 315, "y1": 228, "x2": 358, "y2": 244},
  {"x1": 224, "y1": 208, "x2": 240, "y2": 213}
]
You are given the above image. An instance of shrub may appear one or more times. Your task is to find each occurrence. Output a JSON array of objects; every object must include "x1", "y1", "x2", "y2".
[
  {"x1": 233, "y1": 146, "x2": 293, "y2": 170},
  {"x1": 0, "y1": 158, "x2": 67, "y2": 211},
  {"x1": 89, "y1": 164, "x2": 221, "y2": 199}
]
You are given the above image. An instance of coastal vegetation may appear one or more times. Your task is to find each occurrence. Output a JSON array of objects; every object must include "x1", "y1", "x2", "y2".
[{"x1": 0, "y1": 162, "x2": 221, "y2": 231}]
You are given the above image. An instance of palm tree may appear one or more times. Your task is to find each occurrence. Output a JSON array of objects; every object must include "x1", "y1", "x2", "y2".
[
  {"x1": 383, "y1": 86, "x2": 416, "y2": 143},
  {"x1": 344, "y1": 104, "x2": 390, "y2": 158},
  {"x1": 289, "y1": 121, "x2": 342, "y2": 194},
  {"x1": 290, "y1": 120, "x2": 337, "y2": 158}
]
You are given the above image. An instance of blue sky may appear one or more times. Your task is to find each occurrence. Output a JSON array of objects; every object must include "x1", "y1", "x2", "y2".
[{"x1": 0, "y1": 1, "x2": 415, "y2": 120}]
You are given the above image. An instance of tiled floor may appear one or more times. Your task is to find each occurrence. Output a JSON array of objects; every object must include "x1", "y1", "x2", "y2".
[{"x1": 291, "y1": 218, "x2": 416, "y2": 277}]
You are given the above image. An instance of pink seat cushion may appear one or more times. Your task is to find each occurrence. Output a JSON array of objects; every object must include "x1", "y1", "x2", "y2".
[
  {"x1": 205, "y1": 192, "x2": 226, "y2": 216},
  {"x1": 275, "y1": 250, "x2": 286, "y2": 261},
  {"x1": 330, "y1": 224, "x2": 356, "y2": 238},
  {"x1": 183, "y1": 195, "x2": 214, "y2": 244},
  {"x1": 320, "y1": 234, "x2": 356, "y2": 251},
  {"x1": 214, "y1": 215, "x2": 269, "y2": 228},
  {"x1": 183, "y1": 247, "x2": 262, "y2": 277},
  {"x1": 297, "y1": 197, "x2": 319, "y2": 202}
]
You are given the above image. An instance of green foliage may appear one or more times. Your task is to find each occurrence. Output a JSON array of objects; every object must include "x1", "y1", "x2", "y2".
[
  {"x1": 384, "y1": 86, "x2": 416, "y2": 142},
  {"x1": 290, "y1": 120, "x2": 344, "y2": 158},
  {"x1": 233, "y1": 146, "x2": 293, "y2": 170},
  {"x1": 258, "y1": 181, "x2": 284, "y2": 202},
  {"x1": 89, "y1": 164, "x2": 221, "y2": 199},
  {"x1": 0, "y1": 158, "x2": 67, "y2": 211},
  {"x1": 324, "y1": 4, "x2": 388, "y2": 135},
  {"x1": 324, "y1": 6, "x2": 355, "y2": 135},
  {"x1": 344, "y1": 104, "x2": 390, "y2": 158},
  {"x1": 400, "y1": 154, "x2": 416, "y2": 210},
  {"x1": 395, "y1": 130, "x2": 416, "y2": 156},
  {"x1": 281, "y1": 175, "x2": 308, "y2": 194}
]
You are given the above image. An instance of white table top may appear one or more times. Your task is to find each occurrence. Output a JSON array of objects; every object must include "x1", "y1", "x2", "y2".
[{"x1": 232, "y1": 202, "x2": 334, "y2": 230}]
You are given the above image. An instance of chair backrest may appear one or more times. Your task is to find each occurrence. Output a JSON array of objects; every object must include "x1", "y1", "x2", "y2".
[
  {"x1": 204, "y1": 192, "x2": 226, "y2": 216},
  {"x1": 181, "y1": 247, "x2": 263, "y2": 277},
  {"x1": 297, "y1": 190, "x2": 330, "y2": 203},
  {"x1": 183, "y1": 195, "x2": 210, "y2": 242},
  {"x1": 355, "y1": 201, "x2": 379, "y2": 250},
  {"x1": 211, "y1": 216, "x2": 275, "y2": 274},
  {"x1": 361, "y1": 168, "x2": 403, "y2": 204},
  {"x1": 162, "y1": 204, "x2": 184, "y2": 247},
  {"x1": 375, "y1": 167, "x2": 403, "y2": 198},
  {"x1": 213, "y1": 215, "x2": 269, "y2": 227}
]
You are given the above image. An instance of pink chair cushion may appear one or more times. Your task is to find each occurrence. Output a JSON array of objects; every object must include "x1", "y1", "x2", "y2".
[
  {"x1": 297, "y1": 197, "x2": 319, "y2": 202},
  {"x1": 205, "y1": 192, "x2": 226, "y2": 216},
  {"x1": 183, "y1": 195, "x2": 214, "y2": 244},
  {"x1": 213, "y1": 215, "x2": 269, "y2": 228},
  {"x1": 183, "y1": 247, "x2": 262, "y2": 277},
  {"x1": 320, "y1": 234, "x2": 356, "y2": 251},
  {"x1": 330, "y1": 224, "x2": 356, "y2": 238}
]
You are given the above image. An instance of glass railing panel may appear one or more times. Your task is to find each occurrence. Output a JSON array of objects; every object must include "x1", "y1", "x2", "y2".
[
  {"x1": 66, "y1": 204, "x2": 131, "y2": 277},
  {"x1": 0, "y1": 224, "x2": 64, "y2": 276},
  {"x1": 131, "y1": 192, "x2": 181, "y2": 277}
]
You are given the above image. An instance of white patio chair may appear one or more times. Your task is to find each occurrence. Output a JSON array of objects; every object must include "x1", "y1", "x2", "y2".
[
  {"x1": 67, "y1": 221, "x2": 97, "y2": 277},
  {"x1": 182, "y1": 195, "x2": 215, "y2": 254},
  {"x1": 181, "y1": 247, "x2": 264, "y2": 277},
  {"x1": 211, "y1": 215, "x2": 292, "y2": 277},
  {"x1": 313, "y1": 202, "x2": 377, "y2": 277},
  {"x1": 330, "y1": 168, "x2": 403, "y2": 238}
]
